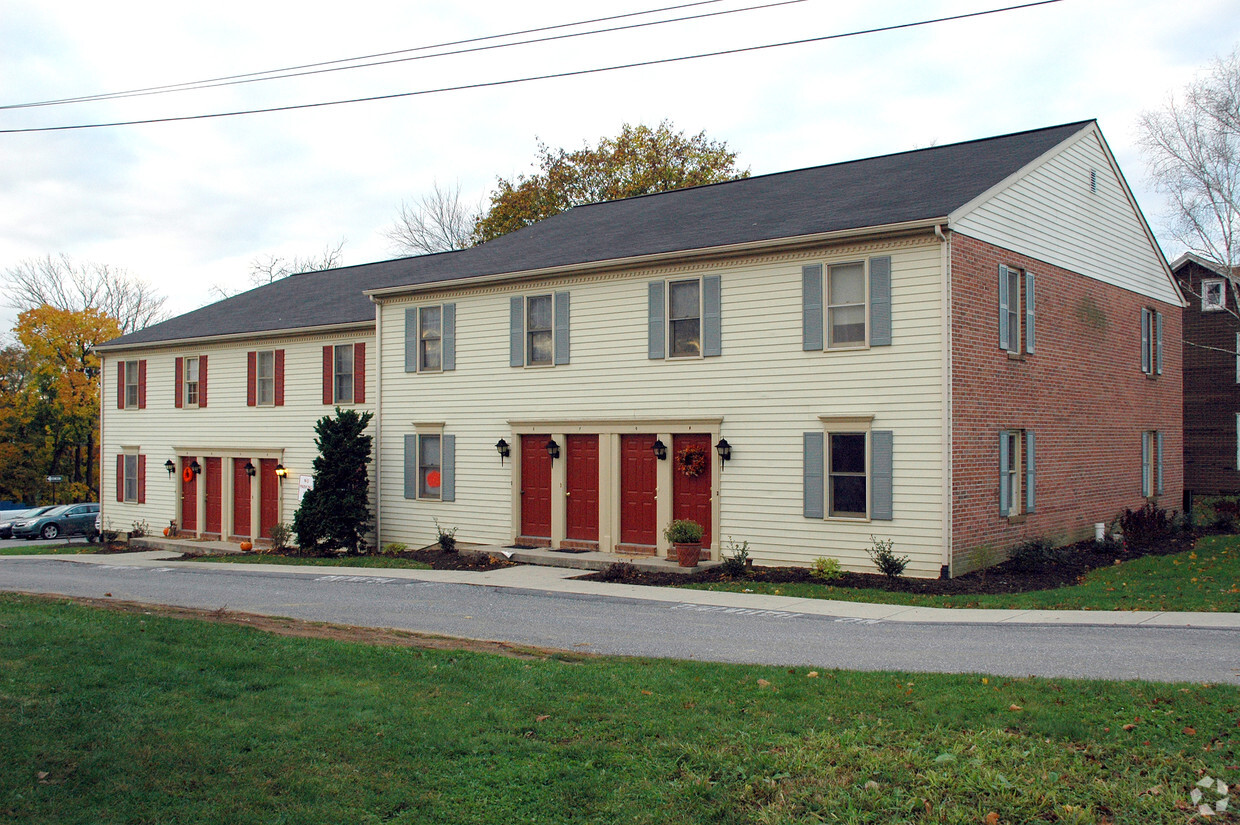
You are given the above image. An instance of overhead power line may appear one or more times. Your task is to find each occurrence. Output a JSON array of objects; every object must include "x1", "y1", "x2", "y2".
[
  {"x1": 1, "y1": 0, "x2": 802, "y2": 111},
  {"x1": 0, "y1": 0, "x2": 1065, "y2": 135}
]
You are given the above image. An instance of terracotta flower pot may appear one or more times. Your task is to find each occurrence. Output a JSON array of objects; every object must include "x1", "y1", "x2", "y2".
[
  {"x1": 675, "y1": 542, "x2": 701, "y2": 568},
  {"x1": 239, "y1": 540, "x2": 253, "y2": 552}
]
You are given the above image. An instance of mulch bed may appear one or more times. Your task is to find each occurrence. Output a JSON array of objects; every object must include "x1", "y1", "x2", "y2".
[
  {"x1": 182, "y1": 545, "x2": 517, "y2": 572},
  {"x1": 579, "y1": 532, "x2": 1205, "y2": 595}
]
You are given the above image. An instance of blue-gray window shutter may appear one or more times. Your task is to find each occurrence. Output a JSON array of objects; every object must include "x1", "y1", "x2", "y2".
[
  {"x1": 1141, "y1": 308, "x2": 1151, "y2": 374},
  {"x1": 404, "y1": 308, "x2": 418, "y2": 372},
  {"x1": 441, "y1": 434, "x2": 455, "y2": 502},
  {"x1": 702, "y1": 275, "x2": 722, "y2": 357},
  {"x1": 554, "y1": 292, "x2": 571, "y2": 365},
  {"x1": 1155, "y1": 311, "x2": 1163, "y2": 375},
  {"x1": 871, "y1": 430, "x2": 893, "y2": 520},
  {"x1": 1141, "y1": 432, "x2": 1151, "y2": 497},
  {"x1": 510, "y1": 297, "x2": 524, "y2": 367},
  {"x1": 998, "y1": 265, "x2": 1010, "y2": 350},
  {"x1": 869, "y1": 257, "x2": 892, "y2": 347},
  {"x1": 803, "y1": 432, "x2": 824, "y2": 519},
  {"x1": 999, "y1": 431, "x2": 1011, "y2": 516},
  {"x1": 1025, "y1": 430, "x2": 1036, "y2": 514},
  {"x1": 442, "y1": 303, "x2": 456, "y2": 371},
  {"x1": 1025, "y1": 272, "x2": 1036, "y2": 354},
  {"x1": 403, "y1": 434, "x2": 417, "y2": 499},
  {"x1": 1155, "y1": 430, "x2": 1163, "y2": 495},
  {"x1": 802, "y1": 264, "x2": 823, "y2": 351},
  {"x1": 648, "y1": 281, "x2": 665, "y2": 359}
]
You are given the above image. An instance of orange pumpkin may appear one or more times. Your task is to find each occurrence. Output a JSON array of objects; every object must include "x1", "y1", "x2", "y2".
[
  {"x1": 239, "y1": 540, "x2": 253, "y2": 552},
  {"x1": 163, "y1": 527, "x2": 170, "y2": 537}
]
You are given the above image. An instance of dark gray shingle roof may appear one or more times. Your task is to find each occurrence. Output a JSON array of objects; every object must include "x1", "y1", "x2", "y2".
[{"x1": 103, "y1": 120, "x2": 1091, "y2": 348}]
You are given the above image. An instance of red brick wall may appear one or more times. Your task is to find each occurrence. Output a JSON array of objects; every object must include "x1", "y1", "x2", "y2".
[
  {"x1": 950, "y1": 233, "x2": 1183, "y2": 573},
  {"x1": 1176, "y1": 261, "x2": 1240, "y2": 494}
]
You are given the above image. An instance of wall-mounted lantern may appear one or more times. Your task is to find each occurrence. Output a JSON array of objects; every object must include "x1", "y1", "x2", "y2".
[
  {"x1": 715, "y1": 438, "x2": 732, "y2": 470},
  {"x1": 243, "y1": 461, "x2": 257, "y2": 478},
  {"x1": 651, "y1": 439, "x2": 667, "y2": 460},
  {"x1": 164, "y1": 459, "x2": 176, "y2": 477},
  {"x1": 496, "y1": 439, "x2": 510, "y2": 465},
  {"x1": 274, "y1": 463, "x2": 288, "y2": 479},
  {"x1": 189, "y1": 459, "x2": 202, "y2": 475},
  {"x1": 545, "y1": 439, "x2": 560, "y2": 461}
]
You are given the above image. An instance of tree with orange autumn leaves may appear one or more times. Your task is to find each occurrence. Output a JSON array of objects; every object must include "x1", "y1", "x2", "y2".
[{"x1": 0, "y1": 306, "x2": 120, "y2": 504}]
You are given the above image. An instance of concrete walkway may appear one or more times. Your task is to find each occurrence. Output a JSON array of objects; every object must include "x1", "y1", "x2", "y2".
[{"x1": 30, "y1": 545, "x2": 1240, "y2": 629}]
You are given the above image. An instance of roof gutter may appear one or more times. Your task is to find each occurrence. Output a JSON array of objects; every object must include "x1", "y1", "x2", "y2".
[
  {"x1": 365, "y1": 218, "x2": 946, "y2": 302},
  {"x1": 94, "y1": 320, "x2": 375, "y2": 354}
]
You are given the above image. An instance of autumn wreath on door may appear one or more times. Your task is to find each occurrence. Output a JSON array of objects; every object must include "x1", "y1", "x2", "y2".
[{"x1": 675, "y1": 444, "x2": 708, "y2": 478}]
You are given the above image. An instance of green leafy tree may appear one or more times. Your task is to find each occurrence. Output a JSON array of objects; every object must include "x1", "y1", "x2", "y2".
[
  {"x1": 292, "y1": 408, "x2": 374, "y2": 556},
  {"x1": 473, "y1": 120, "x2": 747, "y2": 243}
]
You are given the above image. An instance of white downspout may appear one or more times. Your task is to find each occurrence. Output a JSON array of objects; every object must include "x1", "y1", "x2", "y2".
[
  {"x1": 372, "y1": 296, "x2": 383, "y2": 550},
  {"x1": 936, "y1": 223, "x2": 952, "y2": 578}
]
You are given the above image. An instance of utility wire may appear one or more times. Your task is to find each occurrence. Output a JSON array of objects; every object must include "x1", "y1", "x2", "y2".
[
  {"x1": 0, "y1": 0, "x2": 1065, "y2": 135},
  {"x1": 2, "y1": 0, "x2": 803, "y2": 110}
]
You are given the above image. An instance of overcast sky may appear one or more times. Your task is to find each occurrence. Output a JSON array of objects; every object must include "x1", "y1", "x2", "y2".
[{"x1": 1, "y1": 0, "x2": 1237, "y2": 333}]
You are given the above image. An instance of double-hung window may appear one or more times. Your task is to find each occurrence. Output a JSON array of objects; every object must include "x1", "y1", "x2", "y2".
[
  {"x1": 123, "y1": 360, "x2": 139, "y2": 408},
  {"x1": 333, "y1": 344, "x2": 354, "y2": 404},
  {"x1": 998, "y1": 265, "x2": 1035, "y2": 355},
  {"x1": 511, "y1": 293, "x2": 569, "y2": 367},
  {"x1": 1140, "y1": 307, "x2": 1163, "y2": 376},
  {"x1": 1142, "y1": 430, "x2": 1164, "y2": 497},
  {"x1": 184, "y1": 357, "x2": 200, "y2": 406},
  {"x1": 668, "y1": 278, "x2": 702, "y2": 358},
  {"x1": 526, "y1": 295, "x2": 553, "y2": 366},
  {"x1": 403, "y1": 428, "x2": 455, "y2": 502},
  {"x1": 803, "y1": 418, "x2": 894, "y2": 522},
  {"x1": 999, "y1": 429, "x2": 1036, "y2": 517},
  {"x1": 418, "y1": 434, "x2": 441, "y2": 500},
  {"x1": 256, "y1": 351, "x2": 275, "y2": 406},
  {"x1": 827, "y1": 262, "x2": 866, "y2": 348},
  {"x1": 1202, "y1": 279, "x2": 1226, "y2": 312},
  {"x1": 420, "y1": 306, "x2": 442, "y2": 371},
  {"x1": 827, "y1": 431, "x2": 868, "y2": 517},
  {"x1": 115, "y1": 451, "x2": 145, "y2": 504},
  {"x1": 123, "y1": 453, "x2": 139, "y2": 503}
]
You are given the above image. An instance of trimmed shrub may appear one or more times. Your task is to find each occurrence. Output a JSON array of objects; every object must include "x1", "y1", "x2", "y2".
[
  {"x1": 1009, "y1": 537, "x2": 1067, "y2": 572},
  {"x1": 1119, "y1": 503, "x2": 1171, "y2": 548},
  {"x1": 810, "y1": 557, "x2": 844, "y2": 581},
  {"x1": 866, "y1": 536, "x2": 908, "y2": 579}
]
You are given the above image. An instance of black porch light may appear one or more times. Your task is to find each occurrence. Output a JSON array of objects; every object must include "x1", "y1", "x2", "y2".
[
  {"x1": 715, "y1": 438, "x2": 732, "y2": 469},
  {"x1": 545, "y1": 439, "x2": 560, "y2": 460},
  {"x1": 274, "y1": 463, "x2": 288, "y2": 478},
  {"x1": 243, "y1": 460, "x2": 256, "y2": 477},
  {"x1": 651, "y1": 439, "x2": 667, "y2": 460},
  {"x1": 164, "y1": 459, "x2": 176, "y2": 477},
  {"x1": 189, "y1": 459, "x2": 202, "y2": 475},
  {"x1": 496, "y1": 439, "x2": 510, "y2": 464}
]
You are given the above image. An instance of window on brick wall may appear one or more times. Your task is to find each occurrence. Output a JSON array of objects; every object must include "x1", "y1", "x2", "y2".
[
  {"x1": 999, "y1": 429, "x2": 1036, "y2": 517},
  {"x1": 1202, "y1": 279, "x2": 1226, "y2": 311},
  {"x1": 1140, "y1": 308, "x2": 1163, "y2": 376},
  {"x1": 1141, "y1": 430, "x2": 1164, "y2": 497},
  {"x1": 998, "y1": 265, "x2": 1035, "y2": 355}
]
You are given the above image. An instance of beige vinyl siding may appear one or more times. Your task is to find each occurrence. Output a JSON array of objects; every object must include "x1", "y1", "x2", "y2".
[
  {"x1": 99, "y1": 331, "x2": 374, "y2": 537},
  {"x1": 952, "y1": 126, "x2": 1180, "y2": 305},
  {"x1": 379, "y1": 238, "x2": 946, "y2": 576}
]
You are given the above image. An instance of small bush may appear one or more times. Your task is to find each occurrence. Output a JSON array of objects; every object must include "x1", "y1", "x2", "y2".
[
  {"x1": 129, "y1": 519, "x2": 150, "y2": 539},
  {"x1": 719, "y1": 537, "x2": 750, "y2": 577},
  {"x1": 810, "y1": 557, "x2": 844, "y2": 581},
  {"x1": 269, "y1": 522, "x2": 292, "y2": 552},
  {"x1": 1009, "y1": 537, "x2": 1067, "y2": 572},
  {"x1": 382, "y1": 542, "x2": 408, "y2": 556},
  {"x1": 866, "y1": 536, "x2": 908, "y2": 579},
  {"x1": 1119, "y1": 503, "x2": 1171, "y2": 548},
  {"x1": 434, "y1": 518, "x2": 459, "y2": 553},
  {"x1": 664, "y1": 519, "x2": 704, "y2": 544},
  {"x1": 601, "y1": 562, "x2": 639, "y2": 581}
]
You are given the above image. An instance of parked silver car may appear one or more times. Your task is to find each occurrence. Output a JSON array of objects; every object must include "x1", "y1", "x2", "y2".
[{"x1": 11, "y1": 503, "x2": 100, "y2": 540}]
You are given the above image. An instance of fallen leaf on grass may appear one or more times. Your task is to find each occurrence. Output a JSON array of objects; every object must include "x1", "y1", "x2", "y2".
[
  {"x1": 864, "y1": 780, "x2": 879, "y2": 791},
  {"x1": 1184, "y1": 727, "x2": 1197, "y2": 735},
  {"x1": 1123, "y1": 724, "x2": 1138, "y2": 731},
  {"x1": 1008, "y1": 704, "x2": 1022, "y2": 712},
  {"x1": 640, "y1": 690, "x2": 652, "y2": 696},
  {"x1": 535, "y1": 715, "x2": 550, "y2": 722},
  {"x1": 807, "y1": 671, "x2": 819, "y2": 678},
  {"x1": 757, "y1": 679, "x2": 772, "y2": 689},
  {"x1": 985, "y1": 812, "x2": 1000, "y2": 825}
]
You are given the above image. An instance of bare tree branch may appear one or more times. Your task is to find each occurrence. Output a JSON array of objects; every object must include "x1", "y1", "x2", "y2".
[
  {"x1": 2, "y1": 253, "x2": 169, "y2": 334},
  {"x1": 210, "y1": 239, "x2": 346, "y2": 299},
  {"x1": 384, "y1": 180, "x2": 479, "y2": 256}
]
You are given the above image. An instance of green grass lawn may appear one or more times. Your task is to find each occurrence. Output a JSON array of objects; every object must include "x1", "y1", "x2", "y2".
[
  {"x1": 186, "y1": 553, "x2": 432, "y2": 570},
  {"x1": 2, "y1": 593, "x2": 1237, "y2": 824},
  {"x1": 685, "y1": 535, "x2": 1240, "y2": 612},
  {"x1": 0, "y1": 542, "x2": 93, "y2": 556}
]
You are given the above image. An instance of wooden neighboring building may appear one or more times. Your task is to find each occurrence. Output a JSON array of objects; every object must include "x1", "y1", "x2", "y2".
[{"x1": 1174, "y1": 253, "x2": 1240, "y2": 495}]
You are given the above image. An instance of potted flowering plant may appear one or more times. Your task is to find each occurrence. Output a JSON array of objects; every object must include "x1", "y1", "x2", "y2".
[{"x1": 664, "y1": 519, "x2": 705, "y2": 568}]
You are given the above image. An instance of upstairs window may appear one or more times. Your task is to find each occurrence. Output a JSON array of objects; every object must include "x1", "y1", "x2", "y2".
[
  {"x1": 998, "y1": 265, "x2": 1035, "y2": 355},
  {"x1": 256, "y1": 351, "x2": 275, "y2": 406},
  {"x1": 333, "y1": 344, "x2": 354, "y2": 404},
  {"x1": 526, "y1": 295, "x2": 553, "y2": 366},
  {"x1": 185, "y1": 357, "x2": 200, "y2": 406},
  {"x1": 827, "y1": 262, "x2": 866, "y2": 348},
  {"x1": 1140, "y1": 308, "x2": 1163, "y2": 376},
  {"x1": 511, "y1": 293, "x2": 569, "y2": 367},
  {"x1": 668, "y1": 278, "x2": 701, "y2": 358},
  {"x1": 420, "y1": 306, "x2": 442, "y2": 371},
  {"x1": 1202, "y1": 279, "x2": 1226, "y2": 312},
  {"x1": 123, "y1": 360, "x2": 140, "y2": 408}
]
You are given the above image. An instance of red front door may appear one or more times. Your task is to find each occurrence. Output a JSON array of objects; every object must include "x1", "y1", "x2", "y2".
[
  {"x1": 232, "y1": 458, "x2": 251, "y2": 538},
  {"x1": 565, "y1": 435, "x2": 599, "y2": 542},
  {"x1": 204, "y1": 457, "x2": 222, "y2": 535},
  {"x1": 180, "y1": 456, "x2": 197, "y2": 532},
  {"x1": 520, "y1": 434, "x2": 553, "y2": 539},
  {"x1": 259, "y1": 459, "x2": 279, "y2": 541},
  {"x1": 672, "y1": 434, "x2": 712, "y2": 548},
  {"x1": 620, "y1": 434, "x2": 658, "y2": 546}
]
